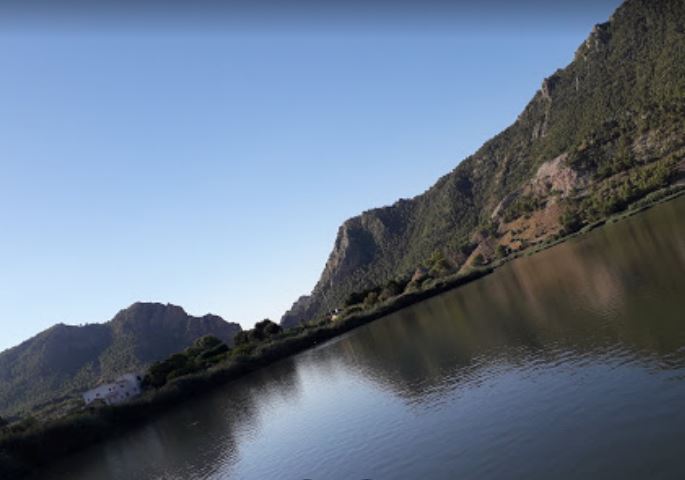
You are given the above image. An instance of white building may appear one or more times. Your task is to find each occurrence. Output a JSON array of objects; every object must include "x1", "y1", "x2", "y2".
[{"x1": 83, "y1": 373, "x2": 143, "y2": 406}]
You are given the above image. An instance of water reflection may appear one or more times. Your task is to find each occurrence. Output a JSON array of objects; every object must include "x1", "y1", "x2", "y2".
[
  {"x1": 45, "y1": 197, "x2": 685, "y2": 480},
  {"x1": 325, "y1": 197, "x2": 685, "y2": 405},
  {"x1": 44, "y1": 358, "x2": 306, "y2": 480}
]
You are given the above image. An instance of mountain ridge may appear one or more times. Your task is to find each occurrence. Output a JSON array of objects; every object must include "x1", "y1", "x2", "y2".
[
  {"x1": 282, "y1": 0, "x2": 685, "y2": 327},
  {"x1": 0, "y1": 302, "x2": 241, "y2": 417}
]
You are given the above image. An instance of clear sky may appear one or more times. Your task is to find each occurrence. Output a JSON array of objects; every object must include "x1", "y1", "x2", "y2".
[{"x1": 0, "y1": 0, "x2": 622, "y2": 352}]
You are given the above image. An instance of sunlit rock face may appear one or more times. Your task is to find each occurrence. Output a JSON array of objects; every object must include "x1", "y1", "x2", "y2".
[{"x1": 282, "y1": 0, "x2": 685, "y2": 327}]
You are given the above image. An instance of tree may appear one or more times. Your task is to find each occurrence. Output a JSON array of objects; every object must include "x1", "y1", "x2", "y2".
[
  {"x1": 428, "y1": 250, "x2": 452, "y2": 276},
  {"x1": 364, "y1": 291, "x2": 379, "y2": 308},
  {"x1": 344, "y1": 289, "x2": 376, "y2": 307},
  {"x1": 0, "y1": 416, "x2": 8, "y2": 429},
  {"x1": 259, "y1": 319, "x2": 282, "y2": 337},
  {"x1": 144, "y1": 353, "x2": 190, "y2": 388},
  {"x1": 379, "y1": 279, "x2": 406, "y2": 301},
  {"x1": 473, "y1": 254, "x2": 485, "y2": 266},
  {"x1": 560, "y1": 206, "x2": 583, "y2": 234},
  {"x1": 192, "y1": 335, "x2": 223, "y2": 350},
  {"x1": 244, "y1": 319, "x2": 283, "y2": 343},
  {"x1": 459, "y1": 242, "x2": 477, "y2": 256},
  {"x1": 495, "y1": 245, "x2": 508, "y2": 259},
  {"x1": 233, "y1": 331, "x2": 250, "y2": 346}
]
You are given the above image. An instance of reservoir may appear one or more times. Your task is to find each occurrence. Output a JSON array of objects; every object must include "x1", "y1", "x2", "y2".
[{"x1": 46, "y1": 197, "x2": 685, "y2": 479}]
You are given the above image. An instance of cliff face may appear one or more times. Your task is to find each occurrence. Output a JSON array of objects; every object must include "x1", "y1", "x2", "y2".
[
  {"x1": 282, "y1": 0, "x2": 685, "y2": 327},
  {"x1": 0, "y1": 303, "x2": 241, "y2": 417}
]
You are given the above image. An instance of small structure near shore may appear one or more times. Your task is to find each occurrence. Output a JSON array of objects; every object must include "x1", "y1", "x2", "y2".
[{"x1": 83, "y1": 373, "x2": 143, "y2": 406}]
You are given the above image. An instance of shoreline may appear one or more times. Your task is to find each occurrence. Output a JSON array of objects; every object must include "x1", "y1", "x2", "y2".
[{"x1": 1, "y1": 186, "x2": 683, "y2": 479}]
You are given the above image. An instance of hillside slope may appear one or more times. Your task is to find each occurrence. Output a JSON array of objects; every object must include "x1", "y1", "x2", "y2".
[
  {"x1": 282, "y1": 0, "x2": 685, "y2": 327},
  {"x1": 0, "y1": 302, "x2": 241, "y2": 417}
]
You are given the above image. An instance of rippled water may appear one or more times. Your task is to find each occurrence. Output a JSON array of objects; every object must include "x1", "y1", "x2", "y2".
[{"x1": 45, "y1": 197, "x2": 685, "y2": 479}]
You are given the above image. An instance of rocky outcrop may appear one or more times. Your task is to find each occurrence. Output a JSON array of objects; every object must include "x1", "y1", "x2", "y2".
[
  {"x1": 527, "y1": 154, "x2": 588, "y2": 197},
  {"x1": 280, "y1": 295, "x2": 320, "y2": 329},
  {"x1": 282, "y1": 0, "x2": 685, "y2": 327},
  {"x1": 109, "y1": 302, "x2": 241, "y2": 362}
]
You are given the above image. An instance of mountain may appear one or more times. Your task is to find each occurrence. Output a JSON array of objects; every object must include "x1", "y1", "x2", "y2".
[
  {"x1": 282, "y1": 0, "x2": 685, "y2": 327},
  {"x1": 0, "y1": 302, "x2": 241, "y2": 417}
]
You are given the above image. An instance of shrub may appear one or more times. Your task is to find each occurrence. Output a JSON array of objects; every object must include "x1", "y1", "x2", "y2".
[
  {"x1": 230, "y1": 343, "x2": 256, "y2": 358},
  {"x1": 560, "y1": 205, "x2": 583, "y2": 234},
  {"x1": 233, "y1": 331, "x2": 250, "y2": 346},
  {"x1": 363, "y1": 291, "x2": 379, "y2": 308},
  {"x1": 473, "y1": 254, "x2": 485, "y2": 266}
]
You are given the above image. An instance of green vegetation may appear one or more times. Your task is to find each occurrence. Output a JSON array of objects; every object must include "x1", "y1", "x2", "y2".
[
  {"x1": 344, "y1": 288, "x2": 380, "y2": 307},
  {"x1": 579, "y1": 157, "x2": 677, "y2": 218},
  {"x1": 234, "y1": 319, "x2": 282, "y2": 344},
  {"x1": 495, "y1": 245, "x2": 508, "y2": 259},
  {"x1": 560, "y1": 203, "x2": 583, "y2": 234},
  {"x1": 0, "y1": 263, "x2": 495, "y2": 479},
  {"x1": 145, "y1": 322, "x2": 284, "y2": 391},
  {"x1": 283, "y1": 0, "x2": 685, "y2": 327},
  {"x1": 4, "y1": 0, "x2": 685, "y2": 476},
  {"x1": 2, "y1": 186, "x2": 683, "y2": 480},
  {"x1": 379, "y1": 278, "x2": 410, "y2": 302},
  {"x1": 0, "y1": 303, "x2": 241, "y2": 420},
  {"x1": 502, "y1": 195, "x2": 545, "y2": 222},
  {"x1": 144, "y1": 336, "x2": 230, "y2": 388}
]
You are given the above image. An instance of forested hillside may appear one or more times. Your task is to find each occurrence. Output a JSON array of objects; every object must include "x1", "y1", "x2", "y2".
[
  {"x1": 282, "y1": 0, "x2": 685, "y2": 327},
  {"x1": 0, "y1": 303, "x2": 241, "y2": 417}
]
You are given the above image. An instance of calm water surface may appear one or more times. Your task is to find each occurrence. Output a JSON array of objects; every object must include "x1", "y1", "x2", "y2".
[{"x1": 46, "y1": 198, "x2": 685, "y2": 479}]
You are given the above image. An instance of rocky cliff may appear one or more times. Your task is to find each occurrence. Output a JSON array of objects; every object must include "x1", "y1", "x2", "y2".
[{"x1": 282, "y1": 0, "x2": 685, "y2": 327}]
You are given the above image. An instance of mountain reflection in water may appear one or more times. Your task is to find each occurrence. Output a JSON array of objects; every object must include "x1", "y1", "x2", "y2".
[{"x1": 46, "y1": 197, "x2": 685, "y2": 480}]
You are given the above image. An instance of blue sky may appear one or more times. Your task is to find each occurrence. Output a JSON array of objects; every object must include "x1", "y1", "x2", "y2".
[{"x1": 0, "y1": 1, "x2": 621, "y2": 351}]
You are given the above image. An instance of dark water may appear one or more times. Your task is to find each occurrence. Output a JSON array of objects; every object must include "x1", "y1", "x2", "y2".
[{"x1": 46, "y1": 197, "x2": 685, "y2": 480}]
